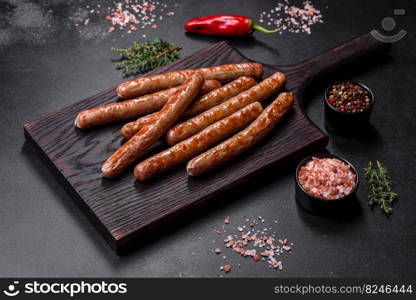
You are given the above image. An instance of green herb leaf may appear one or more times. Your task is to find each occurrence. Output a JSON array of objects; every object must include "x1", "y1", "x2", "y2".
[
  {"x1": 112, "y1": 38, "x2": 181, "y2": 76},
  {"x1": 364, "y1": 160, "x2": 398, "y2": 214}
]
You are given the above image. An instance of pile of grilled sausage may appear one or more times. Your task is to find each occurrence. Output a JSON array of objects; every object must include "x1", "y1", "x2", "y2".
[{"x1": 75, "y1": 63, "x2": 294, "y2": 181}]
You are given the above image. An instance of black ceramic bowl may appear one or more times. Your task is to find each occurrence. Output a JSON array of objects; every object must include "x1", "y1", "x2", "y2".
[
  {"x1": 295, "y1": 153, "x2": 359, "y2": 215},
  {"x1": 324, "y1": 81, "x2": 375, "y2": 133}
]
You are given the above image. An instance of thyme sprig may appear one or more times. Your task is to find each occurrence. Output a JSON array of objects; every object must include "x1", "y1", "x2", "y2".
[
  {"x1": 112, "y1": 39, "x2": 181, "y2": 76},
  {"x1": 364, "y1": 161, "x2": 398, "y2": 214}
]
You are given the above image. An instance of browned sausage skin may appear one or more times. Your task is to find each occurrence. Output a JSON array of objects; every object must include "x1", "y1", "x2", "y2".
[
  {"x1": 120, "y1": 76, "x2": 256, "y2": 139},
  {"x1": 186, "y1": 92, "x2": 294, "y2": 176},
  {"x1": 134, "y1": 102, "x2": 263, "y2": 181},
  {"x1": 196, "y1": 63, "x2": 263, "y2": 82},
  {"x1": 199, "y1": 80, "x2": 221, "y2": 94},
  {"x1": 117, "y1": 71, "x2": 185, "y2": 100},
  {"x1": 181, "y1": 76, "x2": 257, "y2": 119},
  {"x1": 116, "y1": 63, "x2": 263, "y2": 99},
  {"x1": 75, "y1": 80, "x2": 220, "y2": 129},
  {"x1": 166, "y1": 72, "x2": 286, "y2": 146},
  {"x1": 120, "y1": 113, "x2": 158, "y2": 140},
  {"x1": 75, "y1": 89, "x2": 176, "y2": 129},
  {"x1": 102, "y1": 72, "x2": 204, "y2": 178}
]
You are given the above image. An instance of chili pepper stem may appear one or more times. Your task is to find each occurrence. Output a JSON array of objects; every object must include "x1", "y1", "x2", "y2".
[{"x1": 250, "y1": 21, "x2": 278, "y2": 34}]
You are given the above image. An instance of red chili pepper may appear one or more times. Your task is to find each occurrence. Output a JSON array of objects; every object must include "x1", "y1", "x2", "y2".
[{"x1": 185, "y1": 15, "x2": 277, "y2": 37}]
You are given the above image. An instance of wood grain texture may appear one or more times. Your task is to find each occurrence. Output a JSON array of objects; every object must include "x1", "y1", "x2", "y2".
[{"x1": 24, "y1": 30, "x2": 390, "y2": 253}]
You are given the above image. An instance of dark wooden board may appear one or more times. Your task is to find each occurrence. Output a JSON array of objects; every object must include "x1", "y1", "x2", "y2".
[{"x1": 24, "y1": 30, "x2": 390, "y2": 254}]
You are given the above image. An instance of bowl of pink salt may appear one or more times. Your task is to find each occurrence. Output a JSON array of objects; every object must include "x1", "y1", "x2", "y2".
[{"x1": 295, "y1": 153, "x2": 359, "y2": 214}]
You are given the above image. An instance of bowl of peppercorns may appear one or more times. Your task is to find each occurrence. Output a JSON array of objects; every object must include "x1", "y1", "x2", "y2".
[{"x1": 324, "y1": 81, "x2": 374, "y2": 133}]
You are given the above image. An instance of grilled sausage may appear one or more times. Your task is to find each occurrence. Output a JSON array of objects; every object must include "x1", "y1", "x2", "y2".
[
  {"x1": 199, "y1": 79, "x2": 222, "y2": 94},
  {"x1": 120, "y1": 113, "x2": 159, "y2": 140},
  {"x1": 102, "y1": 72, "x2": 204, "y2": 178},
  {"x1": 75, "y1": 80, "x2": 220, "y2": 129},
  {"x1": 187, "y1": 92, "x2": 294, "y2": 176},
  {"x1": 120, "y1": 76, "x2": 256, "y2": 139},
  {"x1": 181, "y1": 76, "x2": 257, "y2": 119},
  {"x1": 134, "y1": 102, "x2": 263, "y2": 181},
  {"x1": 166, "y1": 72, "x2": 286, "y2": 146},
  {"x1": 116, "y1": 63, "x2": 263, "y2": 99}
]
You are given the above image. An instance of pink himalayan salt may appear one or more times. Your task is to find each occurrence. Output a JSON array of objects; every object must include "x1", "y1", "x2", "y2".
[{"x1": 298, "y1": 157, "x2": 356, "y2": 199}]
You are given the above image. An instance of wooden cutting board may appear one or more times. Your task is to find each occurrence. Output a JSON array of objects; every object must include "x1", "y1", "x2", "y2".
[{"x1": 24, "y1": 30, "x2": 390, "y2": 254}]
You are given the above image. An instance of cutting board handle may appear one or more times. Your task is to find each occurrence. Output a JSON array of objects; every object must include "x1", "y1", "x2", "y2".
[{"x1": 301, "y1": 30, "x2": 391, "y2": 81}]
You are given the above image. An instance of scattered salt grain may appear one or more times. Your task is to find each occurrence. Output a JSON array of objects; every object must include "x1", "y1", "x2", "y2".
[
  {"x1": 259, "y1": 0, "x2": 323, "y2": 35},
  {"x1": 212, "y1": 216, "x2": 293, "y2": 273},
  {"x1": 223, "y1": 264, "x2": 231, "y2": 273},
  {"x1": 71, "y1": 0, "x2": 178, "y2": 34}
]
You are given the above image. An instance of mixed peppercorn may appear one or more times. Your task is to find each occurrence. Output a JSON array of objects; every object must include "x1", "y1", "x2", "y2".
[{"x1": 327, "y1": 82, "x2": 372, "y2": 113}]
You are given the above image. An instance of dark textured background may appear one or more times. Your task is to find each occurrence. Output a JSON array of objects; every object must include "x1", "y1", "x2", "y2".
[{"x1": 0, "y1": 0, "x2": 415, "y2": 277}]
